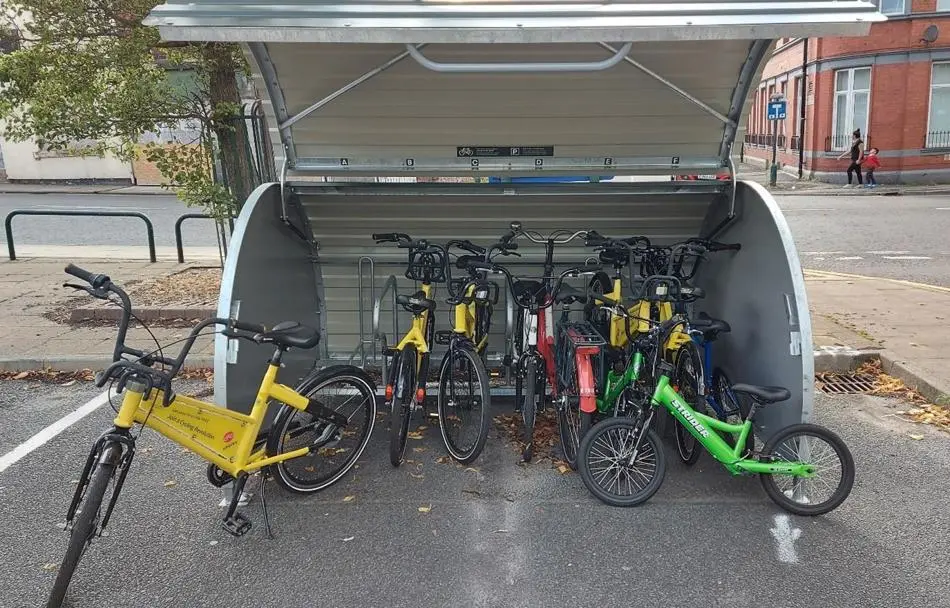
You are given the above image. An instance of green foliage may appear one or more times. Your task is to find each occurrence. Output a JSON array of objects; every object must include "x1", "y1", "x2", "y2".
[{"x1": 0, "y1": 1, "x2": 252, "y2": 219}]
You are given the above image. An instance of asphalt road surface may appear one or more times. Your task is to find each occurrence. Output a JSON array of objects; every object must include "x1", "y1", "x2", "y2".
[
  {"x1": 778, "y1": 194, "x2": 950, "y2": 286},
  {"x1": 0, "y1": 193, "x2": 220, "y2": 251},
  {"x1": 0, "y1": 380, "x2": 947, "y2": 608}
]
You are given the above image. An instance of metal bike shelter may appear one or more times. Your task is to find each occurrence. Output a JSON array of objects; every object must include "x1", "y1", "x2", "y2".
[{"x1": 146, "y1": 0, "x2": 882, "y2": 442}]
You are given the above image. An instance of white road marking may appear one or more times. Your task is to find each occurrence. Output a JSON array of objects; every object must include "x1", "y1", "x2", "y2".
[
  {"x1": 770, "y1": 514, "x2": 803, "y2": 564},
  {"x1": 0, "y1": 390, "x2": 111, "y2": 474},
  {"x1": 836, "y1": 256, "x2": 863, "y2": 261},
  {"x1": 881, "y1": 256, "x2": 931, "y2": 260},
  {"x1": 813, "y1": 257, "x2": 825, "y2": 261},
  {"x1": 866, "y1": 250, "x2": 910, "y2": 255},
  {"x1": 803, "y1": 251, "x2": 845, "y2": 255},
  {"x1": 936, "y1": 207, "x2": 950, "y2": 210}
]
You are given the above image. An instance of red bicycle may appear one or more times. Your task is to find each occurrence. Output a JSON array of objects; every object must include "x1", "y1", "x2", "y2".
[{"x1": 471, "y1": 222, "x2": 603, "y2": 465}]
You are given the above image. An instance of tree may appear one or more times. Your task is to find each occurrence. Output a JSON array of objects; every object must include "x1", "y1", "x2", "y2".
[{"x1": 0, "y1": 0, "x2": 256, "y2": 222}]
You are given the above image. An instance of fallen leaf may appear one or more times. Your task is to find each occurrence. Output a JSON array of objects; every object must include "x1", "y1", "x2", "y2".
[
  {"x1": 557, "y1": 465, "x2": 570, "y2": 475},
  {"x1": 42, "y1": 563, "x2": 58, "y2": 572},
  {"x1": 410, "y1": 472, "x2": 424, "y2": 479},
  {"x1": 418, "y1": 504, "x2": 432, "y2": 513},
  {"x1": 407, "y1": 432, "x2": 424, "y2": 440},
  {"x1": 342, "y1": 536, "x2": 355, "y2": 542},
  {"x1": 436, "y1": 456, "x2": 451, "y2": 464},
  {"x1": 417, "y1": 425, "x2": 429, "y2": 431},
  {"x1": 14, "y1": 371, "x2": 29, "y2": 380},
  {"x1": 464, "y1": 467, "x2": 479, "y2": 474},
  {"x1": 304, "y1": 466, "x2": 316, "y2": 472},
  {"x1": 343, "y1": 495, "x2": 355, "y2": 502},
  {"x1": 412, "y1": 447, "x2": 427, "y2": 453},
  {"x1": 163, "y1": 480, "x2": 177, "y2": 488},
  {"x1": 908, "y1": 434, "x2": 925, "y2": 440},
  {"x1": 62, "y1": 379, "x2": 77, "y2": 387}
]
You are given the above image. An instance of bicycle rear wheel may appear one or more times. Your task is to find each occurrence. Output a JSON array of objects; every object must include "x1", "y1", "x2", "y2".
[
  {"x1": 437, "y1": 344, "x2": 491, "y2": 464},
  {"x1": 47, "y1": 443, "x2": 120, "y2": 608},
  {"x1": 578, "y1": 417, "x2": 666, "y2": 507},
  {"x1": 556, "y1": 339, "x2": 592, "y2": 470},
  {"x1": 389, "y1": 346, "x2": 416, "y2": 467},
  {"x1": 521, "y1": 356, "x2": 538, "y2": 462},
  {"x1": 759, "y1": 423, "x2": 855, "y2": 516},
  {"x1": 673, "y1": 342, "x2": 704, "y2": 466},
  {"x1": 269, "y1": 365, "x2": 377, "y2": 493}
]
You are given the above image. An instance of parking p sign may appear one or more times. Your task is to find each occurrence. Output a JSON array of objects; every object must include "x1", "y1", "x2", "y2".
[{"x1": 767, "y1": 100, "x2": 787, "y2": 120}]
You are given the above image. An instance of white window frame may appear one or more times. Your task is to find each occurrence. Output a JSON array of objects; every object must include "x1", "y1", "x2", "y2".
[
  {"x1": 831, "y1": 67, "x2": 871, "y2": 152},
  {"x1": 793, "y1": 75, "x2": 804, "y2": 143},
  {"x1": 926, "y1": 61, "x2": 950, "y2": 148},
  {"x1": 880, "y1": 0, "x2": 905, "y2": 15},
  {"x1": 936, "y1": 0, "x2": 950, "y2": 12}
]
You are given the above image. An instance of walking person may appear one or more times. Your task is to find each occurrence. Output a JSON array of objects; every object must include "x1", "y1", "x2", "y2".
[
  {"x1": 863, "y1": 147, "x2": 881, "y2": 188},
  {"x1": 836, "y1": 129, "x2": 864, "y2": 187}
]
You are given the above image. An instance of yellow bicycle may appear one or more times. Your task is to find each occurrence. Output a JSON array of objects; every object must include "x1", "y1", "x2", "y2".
[{"x1": 48, "y1": 265, "x2": 377, "y2": 608}]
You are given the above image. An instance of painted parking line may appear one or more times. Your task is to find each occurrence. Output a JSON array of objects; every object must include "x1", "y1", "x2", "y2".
[
  {"x1": 770, "y1": 514, "x2": 802, "y2": 564},
  {"x1": 866, "y1": 250, "x2": 910, "y2": 255},
  {"x1": 881, "y1": 256, "x2": 932, "y2": 260},
  {"x1": 0, "y1": 390, "x2": 111, "y2": 474},
  {"x1": 835, "y1": 256, "x2": 863, "y2": 261}
]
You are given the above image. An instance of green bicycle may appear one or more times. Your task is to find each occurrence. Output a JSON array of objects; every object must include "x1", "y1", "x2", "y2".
[{"x1": 578, "y1": 314, "x2": 855, "y2": 516}]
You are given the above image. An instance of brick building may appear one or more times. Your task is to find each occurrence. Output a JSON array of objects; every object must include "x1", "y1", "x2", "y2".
[{"x1": 742, "y1": 1, "x2": 950, "y2": 183}]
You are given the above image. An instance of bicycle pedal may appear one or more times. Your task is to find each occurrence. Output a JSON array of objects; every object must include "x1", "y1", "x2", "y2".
[
  {"x1": 222, "y1": 512, "x2": 252, "y2": 537},
  {"x1": 435, "y1": 330, "x2": 453, "y2": 345}
]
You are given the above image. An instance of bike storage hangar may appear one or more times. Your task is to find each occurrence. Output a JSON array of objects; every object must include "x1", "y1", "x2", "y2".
[{"x1": 144, "y1": 1, "x2": 883, "y2": 442}]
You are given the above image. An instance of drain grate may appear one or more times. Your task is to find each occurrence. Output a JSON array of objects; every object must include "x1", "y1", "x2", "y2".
[{"x1": 815, "y1": 372, "x2": 878, "y2": 394}]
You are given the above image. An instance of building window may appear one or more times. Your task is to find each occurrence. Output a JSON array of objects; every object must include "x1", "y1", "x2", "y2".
[
  {"x1": 831, "y1": 67, "x2": 871, "y2": 152},
  {"x1": 937, "y1": 0, "x2": 950, "y2": 12},
  {"x1": 880, "y1": 0, "x2": 905, "y2": 15},
  {"x1": 927, "y1": 62, "x2": 950, "y2": 148}
]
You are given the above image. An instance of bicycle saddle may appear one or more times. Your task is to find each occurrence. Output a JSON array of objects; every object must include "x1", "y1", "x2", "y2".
[
  {"x1": 730, "y1": 384, "x2": 791, "y2": 405},
  {"x1": 259, "y1": 321, "x2": 321, "y2": 349},
  {"x1": 555, "y1": 284, "x2": 587, "y2": 305},
  {"x1": 692, "y1": 312, "x2": 730, "y2": 340},
  {"x1": 396, "y1": 291, "x2": 436, "y2": 314}
]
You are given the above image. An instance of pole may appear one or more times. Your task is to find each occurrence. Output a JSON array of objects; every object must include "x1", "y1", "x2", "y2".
[
  {"x1": 798, "y1": 38, "x2": 808, "y2": 179},
  {"x1": 770, "y1": 116, "x2": 778, "y2": 187}
]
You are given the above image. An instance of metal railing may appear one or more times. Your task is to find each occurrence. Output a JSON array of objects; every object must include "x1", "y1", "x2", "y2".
[
  {"x1": 4, "y1": 209, "x2": 156, "y2": 262},
  {"x1": 925, "y1": 130, "x2": 950, "y2": 149},
  {"x1": 825, "y1": 134, "x2": 869, "y2": 152},
  {"x1": 175, "y1": 213, "x2": 227, "y2": 263}
]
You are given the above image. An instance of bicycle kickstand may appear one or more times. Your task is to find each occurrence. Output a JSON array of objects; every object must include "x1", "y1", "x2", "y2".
[{"x1": 259, "y1": 472, "x2": 275, "y2": 540}]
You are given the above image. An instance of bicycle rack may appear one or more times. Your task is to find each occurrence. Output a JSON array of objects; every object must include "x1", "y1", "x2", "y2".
[
  {"x1": 349, "y1": 256, "x2": 377, "y2": 367},
  {"x1": 372, "y1": 274, "x2": 401, "y2": 380}
]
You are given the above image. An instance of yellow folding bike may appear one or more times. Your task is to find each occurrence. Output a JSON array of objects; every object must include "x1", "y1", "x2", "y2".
[{"x1": 48, "y1": 265, "x2": 377, "y2": 608}]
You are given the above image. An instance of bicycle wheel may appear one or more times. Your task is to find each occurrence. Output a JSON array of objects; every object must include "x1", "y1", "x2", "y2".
[
  {"x1": 578, "y1": 417, "x2": 667, "y2": 507},
  {"x1": 437, "y1": 344, "x2": 491, "y2": 464},
  {"x1": 268, "y1": 365, "x2": 377, "y2": 493},
  {"x1": 389, "y1": 346, "x2": 416, "y2": 467},
  {"x1": 47, "y1": 443, "x2": 120, "y2": 608},
  {"x1": 712, "y1": 367, "x2": 754, "y2": 455},
  {"x1": 673, "y1": 343, "x2": 704, "y2": 466},
  {"x1": 556, "y1": 342, "x2": 592, "y2": 470},
  {"x1": 759, "y1": 423, "x2": 855, "y2": 516},
  {"x1": 521, "y1": 355, "x2": 538, "y2": 462}
]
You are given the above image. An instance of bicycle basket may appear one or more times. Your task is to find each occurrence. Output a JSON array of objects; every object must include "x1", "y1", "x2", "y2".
[
  {"x1": 555, "y1": 321, "x2": 607, "y2": 395},
  {"x1": 406, "y1": 248, "x2": 447, "y2": 283}
]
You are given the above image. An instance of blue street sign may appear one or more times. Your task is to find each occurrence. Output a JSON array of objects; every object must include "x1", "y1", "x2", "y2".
[{"x1": 767, "y1": 101, "x2": 787, "y2": 120}]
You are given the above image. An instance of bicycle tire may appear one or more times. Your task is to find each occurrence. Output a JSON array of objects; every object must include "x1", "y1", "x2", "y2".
[
  {"x1": 556, "y1": 342, "x2": 592, "y2": 470},
  {"x1": 712, "y1": 367, "x2": 754, "y2": 455},
  {"x1": 673, "y1": 342, "x2": 704, "y2": 466},
  {"x1": 437, "y1": 344, "x2": 491, "y2": 464},
  {"x1": 47, "y1": 444, "x2": 120, "y2": 608},
  {"x1": 578, "y1": 417, "x2": 666, "y2": 507},
  {"x1": 521, "y1": 356, "x2": 537, "y2": 462},
  {"x1": 390, "y1": 346, "x2": 416, "y2": 467},
  {"x1": 759, "y1": 423, "x2": 855, "y2": 516},
  {"x1": 269, "y1": 365, "x2": 377, "y2": 493}
]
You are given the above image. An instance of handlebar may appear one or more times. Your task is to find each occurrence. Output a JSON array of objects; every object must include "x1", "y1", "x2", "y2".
[
  {"x1": 473, "y1": 260, "x2": 601, "y2": 311},
  {"x1": 445, "y1": 239, "x2": 487, "y2": 256}
]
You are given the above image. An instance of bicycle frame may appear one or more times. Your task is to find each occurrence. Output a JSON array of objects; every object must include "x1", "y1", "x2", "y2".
[
  {"x1": 112, "y1": 364, "x2": 314, "y2": 479},
  {"x1": 452, "y1": 282, "x2": 491, "y2": 354},
  {"x1": 395, "y1": 283, "x2": 434, "y2": 359},
  {"x1": 597, "y1": 350, "x2": 644, "y2": 413},
  {"x1": 652, "y1": 375, "x2": 814, "y2": 477}
]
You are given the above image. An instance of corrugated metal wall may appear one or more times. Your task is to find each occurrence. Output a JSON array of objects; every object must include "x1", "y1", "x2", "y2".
[
  {"x1": 296, "y1": 184, "x2": 719, "y2": 364},
  {"x1": 251, "y1": 40, "x2": 753, "y2": 173}
]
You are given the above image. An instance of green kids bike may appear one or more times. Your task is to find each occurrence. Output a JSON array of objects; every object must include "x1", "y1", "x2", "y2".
[{"x1": 578, "y1": 314, "x2": 855, "y2": 516}]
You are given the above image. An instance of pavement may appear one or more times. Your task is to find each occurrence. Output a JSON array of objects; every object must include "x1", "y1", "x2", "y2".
[{"x1": 737, "y1": 159, "x2": 950, "y2": 196}]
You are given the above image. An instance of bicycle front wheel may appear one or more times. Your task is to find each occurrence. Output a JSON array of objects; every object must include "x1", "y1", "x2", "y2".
[
  {"x1": 759, "y1": 423, "x2": 855, "y2": 516},
  {"x1": 578, "y1": 417, "x2": 666, "y2": 507},
  {"x1": 269, "y1": 365, "x2": 377, "y2": 493},
  {"x1": 47, "y1": 444, "x2": 120, "y2": 608},
  {"x1": 437, "y1": 345, "x2": 491, "y2": 464}
]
